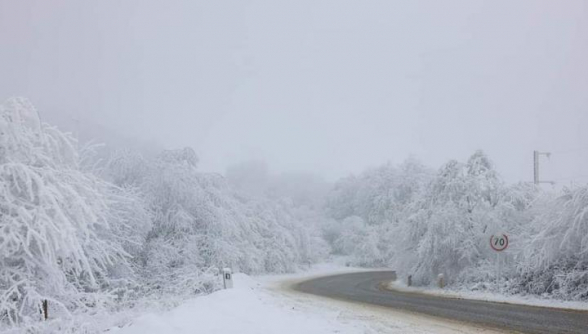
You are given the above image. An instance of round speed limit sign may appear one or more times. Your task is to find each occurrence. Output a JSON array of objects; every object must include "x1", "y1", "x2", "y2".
[{"x1": 490, "y1": 234, "x2": 509, "y2": 252}]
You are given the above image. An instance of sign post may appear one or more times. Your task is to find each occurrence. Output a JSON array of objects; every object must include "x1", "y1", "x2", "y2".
[{"x1": 490, "y1": 234, "x2": 508, "y2": 283}]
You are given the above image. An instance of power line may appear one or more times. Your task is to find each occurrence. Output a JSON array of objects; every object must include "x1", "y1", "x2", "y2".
[
  {"x1": 536, "y1": 147, "x2": 588, "y2": 185},
  {"x1": 552, "y1": 174, "x2": 588, "y2": 182},
  {"x1": 551, "y1": 147, "x2": 588, "y2": 155}
]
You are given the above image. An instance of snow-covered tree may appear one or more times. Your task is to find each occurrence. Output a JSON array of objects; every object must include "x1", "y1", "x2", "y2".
[
  {"x1": 325, "y1": 158, "x2": 433, "y2": 267},
  {"x1": 400, "y1": 152, "x2": 506, "y2": 284},
  {"x1": 516, "y1": 186, "x2": 588, "y2": 299},
  {"x1": 109, "y1": 148, "x2": 330, "y2": 297},
  {"x1": 0, "y1": 98, "x2": 133, "y2": 324}
]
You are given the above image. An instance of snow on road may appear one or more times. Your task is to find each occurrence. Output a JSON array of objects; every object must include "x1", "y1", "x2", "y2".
[{"x1": 111, "y1": 265, "x2": 505, "y2": 334}]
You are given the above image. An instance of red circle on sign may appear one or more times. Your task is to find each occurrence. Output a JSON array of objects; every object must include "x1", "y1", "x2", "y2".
[{"x1": 490, "y1": 234, "x2": 509, "y2": 252}]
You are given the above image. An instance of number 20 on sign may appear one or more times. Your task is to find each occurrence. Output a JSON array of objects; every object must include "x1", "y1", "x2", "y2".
[{"x1": 490, "y1": 234, "x2": 508, "y2": 252}]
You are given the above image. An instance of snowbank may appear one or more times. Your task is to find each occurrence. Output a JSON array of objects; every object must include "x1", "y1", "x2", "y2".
[
  {"x1": 386, "y1": 280, "x2": 588, "y2": 311},
  {"x1": 109, "y1": 273, "x2": 365, "y2": 334}
]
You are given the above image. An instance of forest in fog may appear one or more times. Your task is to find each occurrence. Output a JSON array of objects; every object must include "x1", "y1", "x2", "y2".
[
  {"x1": 1, "y1": 98, "x2": 587, "y2": 331},
  {"x1": 325, "y1": 151, "x2": 588, "y2": 300}
]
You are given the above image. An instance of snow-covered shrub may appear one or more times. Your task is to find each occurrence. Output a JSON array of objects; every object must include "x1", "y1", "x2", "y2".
[
  {"x1": 0, "y1": 98, "x2": 133, "y2": 325},
  {"x1": 515, "y1": 186, "x2": 588, "y2": 300},
  {"x1": 104, "y1": 149, "x2": 149, "y2": 188},
  {"x1": 106, "y1": 186, "x2": 152, "y2": 266}
]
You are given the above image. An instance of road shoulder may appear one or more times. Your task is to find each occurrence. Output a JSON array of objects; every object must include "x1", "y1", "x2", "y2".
[{"x1": 384, "y1": 279, "x2": 588, "y2": 312}]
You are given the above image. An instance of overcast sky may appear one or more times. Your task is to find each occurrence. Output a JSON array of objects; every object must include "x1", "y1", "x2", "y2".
[{"x1": 1, "y1": 0, "x2": 587, "y2": 184}]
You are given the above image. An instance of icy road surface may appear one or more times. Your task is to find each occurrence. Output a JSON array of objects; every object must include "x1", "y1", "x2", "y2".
[
  {"x1": 295, "y1": 271, "x2": 588, "y2": 334},
  {"x1": 112, "y1": 267, "x2": 505, "y2": 334}
]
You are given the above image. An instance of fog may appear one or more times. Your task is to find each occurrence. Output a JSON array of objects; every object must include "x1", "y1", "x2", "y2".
[{"x1": 1, "y1": 0, "x2": 587, "y2": 183}]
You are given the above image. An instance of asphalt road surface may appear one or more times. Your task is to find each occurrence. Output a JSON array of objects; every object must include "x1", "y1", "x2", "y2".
[{"x1": 294, "y1": 271, "x2": 588, "y2": 334}]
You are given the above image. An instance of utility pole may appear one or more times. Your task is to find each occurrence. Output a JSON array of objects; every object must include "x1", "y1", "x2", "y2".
[
  {"x1": 533, "y1": 151, "x2": 554, "y2": 185},
  {"x1": 533, "y1": 151, "x2": 539, "y2": 185}
]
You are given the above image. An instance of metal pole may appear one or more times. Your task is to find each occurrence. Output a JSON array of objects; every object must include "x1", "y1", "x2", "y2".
[
  {"x1": 496, "y1": 253, "x2": 499, "y2": 284},
  {"x1": 534, "y1": 151, "x2": 553, "y2": 185},
  {"x1": 533, "y1": 151, "x2": 539, "y2": 185},
  {"x1": 498, "y1": 254, "x2": 502, "y2": 286},
  {"x1": 42, "y1": 300, "x2": 48, "y2": 320}
]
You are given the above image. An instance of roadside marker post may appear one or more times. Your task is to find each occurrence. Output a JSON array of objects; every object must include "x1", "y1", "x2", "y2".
[
  {"x1": 437, "y1": 274, "x2": 445, "y2": 289},
  {"x1": 223, "y1": 268, "x2": 233, "y2": 289},
  {"x1": 41, "y1": 300, "x2": 48, "y2": 320}
]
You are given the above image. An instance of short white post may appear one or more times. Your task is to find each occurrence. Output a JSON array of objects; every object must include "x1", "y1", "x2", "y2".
[
  {"x1": 437, "y1": 274, "x2": 445, "y2": 289},
  {"x1": 222, "y1": 268, "x2": 233, "y2": 289}
]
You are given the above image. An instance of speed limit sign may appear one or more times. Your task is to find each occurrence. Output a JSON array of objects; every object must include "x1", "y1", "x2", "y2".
[{"x1": 490, "y1": 234, "x2": 509, "y2": 252}]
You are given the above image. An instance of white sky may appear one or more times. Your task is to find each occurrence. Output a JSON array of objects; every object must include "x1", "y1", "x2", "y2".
[{"x1": 1, "y1": 0, "x2": 587, "y2": 183}]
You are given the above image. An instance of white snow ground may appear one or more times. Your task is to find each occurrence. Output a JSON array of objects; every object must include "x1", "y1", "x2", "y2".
[
  {"x1": 110, "y1": 264, "x2": 505, "y2": 334},
  {"x1": 387, "y1": 280, "x2": 588, "y2": 312}
]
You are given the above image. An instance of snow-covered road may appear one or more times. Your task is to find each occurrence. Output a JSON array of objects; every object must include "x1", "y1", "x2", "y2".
[{"x1": 110, "y1": 266, "x2": 505, "y2": 334}]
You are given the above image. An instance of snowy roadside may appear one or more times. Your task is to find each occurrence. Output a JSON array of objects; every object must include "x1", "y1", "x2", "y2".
[
  {"x1": 109, "y1": 264, "x2": 506, "y2": 334},
  {"x1": 386, "y1": 280, "x2": 588, "y2": 312}
]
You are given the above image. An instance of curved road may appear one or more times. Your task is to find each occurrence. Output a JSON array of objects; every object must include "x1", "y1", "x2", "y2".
[{"x1": 294, "y1": 271, "x2": 588, "y2": 334}]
